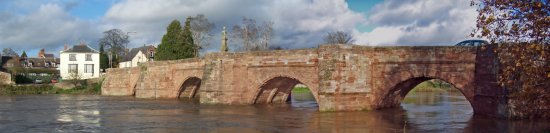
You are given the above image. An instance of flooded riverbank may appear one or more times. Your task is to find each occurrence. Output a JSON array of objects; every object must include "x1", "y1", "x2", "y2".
[{"x1": 0, "y1": 92, "x2": 548, "y2": 132}]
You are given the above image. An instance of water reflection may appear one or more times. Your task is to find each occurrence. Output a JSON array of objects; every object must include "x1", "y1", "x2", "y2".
[
  {"x1": 0, "y1": 92, "x2": 548, "y2": 132},
  {"x1": 55, "y1": 95, "x2": 101, "y2": 132}
]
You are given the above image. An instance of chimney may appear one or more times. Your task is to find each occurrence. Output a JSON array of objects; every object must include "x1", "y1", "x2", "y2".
[{"x1": 64, "y1": 44, "x2": 68, "y2": 50}]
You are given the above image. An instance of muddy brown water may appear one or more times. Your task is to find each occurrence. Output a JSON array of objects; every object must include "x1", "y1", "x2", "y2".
[{"x1": 0, "y1": 92, "x2": 549, "y2": 132}]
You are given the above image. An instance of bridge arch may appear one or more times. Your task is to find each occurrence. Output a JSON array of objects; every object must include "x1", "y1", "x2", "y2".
[
  {"x1": 379, "y1": 76, "x2": 474, "y2": 110},
  {"x1": 177, "y1": 76, "x2": 202, "y2": 99},
  {"x1": 251, "y1": 76, "x2": 319, "y2": 104}
]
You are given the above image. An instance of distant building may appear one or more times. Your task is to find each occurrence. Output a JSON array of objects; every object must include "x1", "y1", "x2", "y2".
[
  {"x1": 119, "y1": 45, "x2": 155, "y2": 68},
  {"x1": 59, "y1": 43, "x2": 100, "y2": 80},
  {"x1": 1, "y1": 48, "x2": 60, "y2": 83},
  {"x1": 1, "y1": 48, "x2": 59, "y2": 70},
  {"x1": 21, "y1": 49, "x2": 59, "y2": 69}
]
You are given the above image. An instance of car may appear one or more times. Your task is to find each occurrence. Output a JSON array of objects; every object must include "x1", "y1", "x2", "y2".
[
  {"x1": 456, "y1": 40, "x2": 489, "y2": 46},
  {"x1": 34, "y1": 79, "x2": 43, "y2": 84}
]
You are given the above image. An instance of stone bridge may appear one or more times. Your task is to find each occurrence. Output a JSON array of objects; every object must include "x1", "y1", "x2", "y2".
[{"x1": 102, "y1": 45, "x2": 506, "y2": 117}]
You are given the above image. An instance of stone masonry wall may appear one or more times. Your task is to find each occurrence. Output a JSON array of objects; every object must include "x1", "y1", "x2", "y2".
[
  {"x1": 102, "y1": 67, "x2": 140, "y2": 96},
  {"x1": 101, "y1": 44, "x2": 510, "y2": 118},
  {"x1": 134, "y1": 58, "x2": 204, "y2": 98},
  {"x1": 201, "y1": 49, "x2": 319, "y2": 105},
  {"x1": 0, "y1": 72, "x2": 12, "y2": 85},
  {"x1": 472, "y1": 45, "x2": 509, "y2": 118},
  {"x1": 317, "y1": 45, "x2": 479, "y2": 112}
]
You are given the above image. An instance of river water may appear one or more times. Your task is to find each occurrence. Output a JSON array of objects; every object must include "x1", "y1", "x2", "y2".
[{"x1": 0, "y1": 92, "x2": 549, "y2": 133}]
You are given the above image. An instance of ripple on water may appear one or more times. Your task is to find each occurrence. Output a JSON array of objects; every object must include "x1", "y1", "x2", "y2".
[{"x1": 0, "y1": 93, "x2": 549, "y2": 132}]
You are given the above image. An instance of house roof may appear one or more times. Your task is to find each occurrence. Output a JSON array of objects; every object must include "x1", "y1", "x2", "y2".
[
  {"x1": 62, "y1": 44, "x2": 99, "y2": 53},
  {"x1": 121, "y1": 45, "x2": 154, "y2": 62},
  {"x1": 44, "y1": 54, "x2": 54, "y2": 58}
]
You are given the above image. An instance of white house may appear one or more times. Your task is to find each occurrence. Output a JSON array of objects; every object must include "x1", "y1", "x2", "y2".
[
  {"x1": 59, "y1": 44, "x2": 100, "y2": 80},
  {"x1": 119, "y1": 45, "x2": 155, "y2": 68}
]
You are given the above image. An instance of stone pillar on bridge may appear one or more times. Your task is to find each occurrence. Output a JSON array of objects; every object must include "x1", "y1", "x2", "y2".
[{"x1": 220, "y1": 26, "x2": 229, "y2": 52}]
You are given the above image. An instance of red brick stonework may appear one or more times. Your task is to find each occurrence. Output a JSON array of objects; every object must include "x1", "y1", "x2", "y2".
[{"x1": 102, "y1": 44, "x2": 512, "y2": 118}]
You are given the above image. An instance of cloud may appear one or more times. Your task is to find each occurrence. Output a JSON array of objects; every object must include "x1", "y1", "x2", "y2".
[
  {"x1": 1, "y1": 0, "x2": 480, "y2": 57},
  {"x1": 270, "y1": 0, "x2": 365, "y2": 48},
  {"x1": 355, "y1": 0, "x2": 478, "y2": 46},
  {"x1": 102, "y1": 0, "x2": 365, "y2": 50},
  {"x1": 0, "y1": 2, "x2": 100, "y2": 55}
]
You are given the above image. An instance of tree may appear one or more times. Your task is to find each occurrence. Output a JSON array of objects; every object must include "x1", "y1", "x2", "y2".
[
  {"x1": 180, "y1": 17, "x2": 197, "y2": 59},
  {"x1": 260, "y1": 21, "x2": 274, "y2": 50},
  {"x1": 190, "y1": 14, "x2": 215, "y2": 57},
  {"x1": 99, "y1": 29, "x2": 130, "y2": 68},
  {"x1": 20, "y1": 51, "x2": 27, "y2": 58},
  {"x1": 230, "y1": 17, "x2": 274, "y2": 51},
  {"x1": 99, "y1": 44, "x2": 109, "y2": 71},
  {"x1": 323, "y1": 31, "x2": 355, "y2": 44},
  {"x1": 156, "y1": 20, "x2": 183, "y2": 61},
  {"x1": 471, "y1": 0, "x2": 549, "y2": 118},
  {"x1": 2, "y1": 48, "x2": 18, "y2": 56},
  {"x1": 68, "y1": 71, "x2": 83, "y2": 88},
  {"x1": 156, "y1": 18, "x2": 195, "y2": 61}
]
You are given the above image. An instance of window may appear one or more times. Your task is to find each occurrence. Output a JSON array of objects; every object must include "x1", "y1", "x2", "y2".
[
  {"x1": 149, "y1": 51, "x2": 154, "y2": 61},
  {"x1": 84, "y1": 64, "x2": 94, "y2": 74},
  {"x1": 86, "y1": 54, "x2": 92, "y2": 61},
  {"x1": 68, "y1": 64, "x2": 78, "y2": 73},
  {"x1": 45, "y1": 62, "x2": 49, "y2": 67},
  {"x1": 69, "y1": 54, "x2": 76, "y2": 61}
]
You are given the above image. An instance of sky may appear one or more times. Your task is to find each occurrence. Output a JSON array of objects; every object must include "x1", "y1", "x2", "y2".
[{"x1": 0, "y1": 0, "x2": 479, "y2": 57}]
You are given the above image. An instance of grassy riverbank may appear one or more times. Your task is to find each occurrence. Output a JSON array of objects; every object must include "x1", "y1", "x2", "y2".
[
  {"x1": 290, "y1": 80, "x2": 456, "y2": 94},
  {"x1": 410, "y1": 80, "x2": 457, "y2": 92},
  {"x1": 0, "y1": 83, "x2": 101, "y2": 95},
  {"x1": 292, "y1": 87, "x2": 311, "y2": 93}
]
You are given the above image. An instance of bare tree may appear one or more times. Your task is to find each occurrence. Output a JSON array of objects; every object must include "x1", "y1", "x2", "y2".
[
  {"x1": 259, "y1": 21, "x2": 273, "y2": 50},
  {"x1": 99, "y1": 29, "x2": 129, "y2": 56},
  {"x1": 98, "y1": 29, "x2": 129, "y2": 68},
  {"x1": 230, "y1": 17, "x2": 274, "y2": 51},
  {"x1": 2, "y1": 48, "x2": 18, "y2": 56},
  {"x1": 190, "y1": 14, "x2": 215, "y2": 57},
  {"x1": 68, "y1": 71, "x2": 83, "y2": 88},
  {"x1": 323, "y1": 31, "x2": 355, "y2": 45}
]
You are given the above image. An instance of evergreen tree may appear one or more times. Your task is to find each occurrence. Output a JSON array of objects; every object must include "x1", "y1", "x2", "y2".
[
  {"x1": 21, "y1": 51, "x2": 27, "y2": 58},
  {"x1": 180, "y1": 17, "x2": 196, "y2": 59},
  {"x1": 156, "y1": 20, "x2": 183, "y2": 61},
  {"x1": 156, "y1": 18, "x2": 195, "y2": 60},
  {"x1": 99, "y1": 44, "x2": 109, "y2": 71}
]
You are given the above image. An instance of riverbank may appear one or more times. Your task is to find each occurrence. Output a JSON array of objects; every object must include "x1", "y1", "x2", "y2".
[
  {"x1": 0, "y1": 83, "x2": 101, "y2": 95},
  {"x1": 292, "y1": 87, "x2": 311, "y2": 93},
  {"x1": 410, "y1": 80, "x2": 458, "y2": 92},
  {"x1": 290, "y1": 80, "x2": 457, "y2": 94}
]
